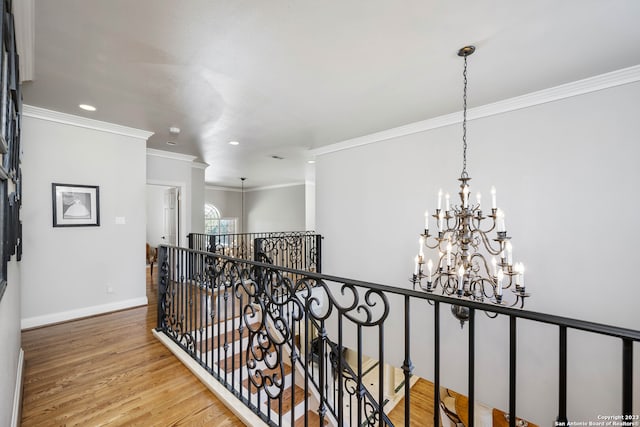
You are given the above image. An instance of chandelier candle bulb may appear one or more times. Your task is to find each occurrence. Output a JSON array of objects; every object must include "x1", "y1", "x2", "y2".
[
  {"x1": 414, "y1": 256, "x2": 420, "y2": 276},
  {"x1": 438, "y1": 211, "x2": 444, "y2": 232},
  {"x1": 492, "y1": 256, "x2": 498, "y2": 277},
  {"x1": 427, "y1": 259, "x2": 433, "y2": 282},
  {"x1": 418, "y1": 237, "x2": 425, "y2": 259},
  {"x1": 491, "y1": 186, "x2": 497, "y2": 210},
  {"x1": 445, "y1": 193, "x2": 450, "y2": 212},
  {"x1": 514, "y1": 262, "x2": 522, "y2": 285},
  {"x1": 497, "y1": 269, "x2": 504, "y2": 296},
  {"x1": 446, "y1": 242, "x2": 452, "y2": 266},
  {"x1": 515, "y1": 262, "x2": 525, "y2": 290},
  {"x1": 506, "y1": 242, "x2": 513, "y2": 265},
  {"x1": 437, "y1": 189, "x2": 443, "y2": 210},
  {"x1": 424, "y1": 210, "x2": 429, "y2": 233},
  {"x1": 476, "y1": 192, "x2": 482, "y2": 208},
  {"x1": 496, "y1": 209, "x2": 506, "y2": 233},
  {"x1": 458, "y1": 265, "x2": 465, "y2": 292}
]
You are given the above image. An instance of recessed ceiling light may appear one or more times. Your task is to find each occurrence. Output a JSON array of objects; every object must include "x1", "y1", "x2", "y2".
[
  {"x1": 307, "y1": 160, "x2": 316, "y2": 164},
  {"x1": 229, "y1": 141, "x2": 240, "y2": 146},
  {"x1": 79, "y1": 104, "x2": 96, "y2": 112},
  {"x1": 169, "y1": 126, "x2": 181, "y2": 135},
  {"x1": 166, "y1": 141, "x2": 177, "y2": 146}
]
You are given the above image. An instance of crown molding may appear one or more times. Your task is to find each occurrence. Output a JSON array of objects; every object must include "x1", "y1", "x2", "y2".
[
  {"x1": 311, "y1": 64, "x2": 640, "y2": 156},
  {"x1": 245, "y1": 182, "x2": 305, "y2": 192},
  {"x1": 13, "y1": 0, "x2": 34, "y2": 82},
  {"x1": 23, "y1": 105, "x2": 154, "y2": 140},
  {"x1": 146, "y1": 148, "x2": 197, "y2": 163},
  {"x1": 206, "y1": 185, "x2": 242, "y2": 192},
  {"x1": 192, "y1": 161, "x2": 209, "y2": 170},
  {"x1": 206, "y1": 181, "x2": 306, "y2": 192}
]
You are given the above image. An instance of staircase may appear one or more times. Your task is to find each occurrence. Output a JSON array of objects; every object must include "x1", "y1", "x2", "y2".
[
  {"x1": 157, "y1": 246, "x2": 397, "y2": 426},
  {"x1": 183, "y1": 292, "x2": 329, "y2": 427}
]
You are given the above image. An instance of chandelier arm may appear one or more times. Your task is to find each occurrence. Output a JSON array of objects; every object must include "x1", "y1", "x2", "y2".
[
  {"x1": 469, "y1": 253, "x2": 495, "y2": 283},
  {"x1": 502, "y1": 270, "x2": 515, "y2": 289},
  {"x1": 444, "y1": 214, "x2": 456, "y2": 231},
  {"x1": 517, "y1": 294, "x2": 528, "y2": 309},
  {"x1": 473, "y1": 214, "x2": 498, "y2": 235},
  {"x1": 423, "y1": 236, "x2": 442, "y2": 250},
  {"x1": 437, "y1": 253, "x2": 447, "y2": 272},
  {"x1": 505, "y1": 295, "x2": 524, "y2": 309},
  {"x1": 440, "y1": 274, "x2": 457, "y2": 296},
  {"x1": 476, "y1": 230, "x2": 504, "y2": 256},
  {"x1": 467, "y1": 280, "x2": 484, "y2": 300},
  {"x1": 474, "y1": 277, "x2": 496, "y2": 300}
]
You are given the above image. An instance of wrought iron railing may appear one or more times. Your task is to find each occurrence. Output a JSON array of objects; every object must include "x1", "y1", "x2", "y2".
[
  {"x1": 188, "y1": 231, "x2": 322, "y2": 273},
  {"x1": 157, "y1": 245, "x2": 639, "y2": 426},
  {"x1": 157, "y1": 244, "x2": 387, "y2": 426}
]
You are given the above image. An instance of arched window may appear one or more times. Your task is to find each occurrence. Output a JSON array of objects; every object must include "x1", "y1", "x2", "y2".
[{"x1": 204, "y1": 204, "x2": 237, "y2": 235}]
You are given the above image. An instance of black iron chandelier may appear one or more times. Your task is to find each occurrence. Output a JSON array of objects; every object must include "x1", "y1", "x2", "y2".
[{"x1": 411, "y1": 46, "x2": 530, "y2": 321}]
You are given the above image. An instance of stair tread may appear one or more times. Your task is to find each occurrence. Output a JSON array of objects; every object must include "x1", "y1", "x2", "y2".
[
  {"x1": 215, "y1": 341, "x2": 279, "y2": 373},
  {"x1": 295, "y1": 410, "x2": 328, "y2": 427},
  {"x1": 196, "y1": 320, "x2": 260, "y2": 350},
  {"x1": 269, "y1": 384, "x2": 307, "y2": 414},
  {"x1": 243, "y1": 361, "x2": 293, "y2": 388},
  {"x1": 208, "y1": 328, "x2": 248, "y2": 349},
  {"x1": 188, "y1": 307, "x2": 331, "y2": 424}
]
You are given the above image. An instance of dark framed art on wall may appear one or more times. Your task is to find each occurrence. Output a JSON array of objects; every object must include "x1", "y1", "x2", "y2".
[
  {"x1": 52, "y1": 183, "x2": 100, "y2": 227},
  {"x1": 0, "y1": 0, "x2": 23, "y2": 303}
]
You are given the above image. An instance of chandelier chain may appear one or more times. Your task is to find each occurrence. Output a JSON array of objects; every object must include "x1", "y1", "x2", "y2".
[{"x1": 462, "y1": 54, "x2": 468, "y2": 179}]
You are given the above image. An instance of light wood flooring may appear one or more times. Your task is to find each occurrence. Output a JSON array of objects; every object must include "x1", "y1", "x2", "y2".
[
  {"x1": 20, "y1": 267, "x2": 244, "y2": 427},
  {"x1": 388, "y1": 378, "x2": 439, "y2": 427}
]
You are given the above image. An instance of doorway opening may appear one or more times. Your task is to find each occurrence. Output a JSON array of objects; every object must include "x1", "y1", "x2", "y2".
[{"x1": 146, "y1": 184, "x2": 181, "y2": 248}]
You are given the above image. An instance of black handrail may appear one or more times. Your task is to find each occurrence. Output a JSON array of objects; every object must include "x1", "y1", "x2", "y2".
[
  {"x1": 188, "y1": 231, "x2": 322, "y2": 273},
  {"x1": 157, "y1": 245, "x2": 639, "y2": 426}
]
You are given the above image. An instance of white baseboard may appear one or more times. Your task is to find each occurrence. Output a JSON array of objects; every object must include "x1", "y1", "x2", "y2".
[
  {"x1": 20, "y1": 297, "x2": 148, "y2": 329},
  {"x1": 11, "y1": 348, "x2": 24, "y2": 427},
  {"x1": 152, "y1": 329, "x2": 267, "y2": 427}
]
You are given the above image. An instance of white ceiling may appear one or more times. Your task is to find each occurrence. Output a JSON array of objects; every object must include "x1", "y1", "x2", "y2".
[{"x1": 21, "y1": 0, "x2": 640, "y2": 188}]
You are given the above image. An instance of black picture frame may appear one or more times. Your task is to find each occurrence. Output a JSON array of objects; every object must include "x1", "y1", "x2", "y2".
[
  {"x1": 52, "y1": 183, "x2": 100, "y2": 227},
  {"x1": 0, "y1": 0, "x2": 21, "y2": 303}
]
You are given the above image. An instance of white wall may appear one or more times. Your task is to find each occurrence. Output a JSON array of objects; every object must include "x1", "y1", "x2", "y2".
[
  {"x1": 245, "y1": 184, "x2": 306, "y2": 232},
  {"x1": 21, "y1": 109, "x2": 150, "y2": 327},
  {"x1": 0, "y1": 260, "x2": 21, "y2": 427},
  {"x1": 205, "y1": 187, "x2": 242, "y2": 219},
  {"x1": 145, "y1": 184, "x2": 167, "y2": 247},
  {"x1": 316, "y1": 81, "x2": 640, "y2": 420},
  {"x1": 191, "y1": 164, "x2": 206, "y2": 234},
  {"x1": 305, "y1": 181, "x2": 316, "y2": 230},
  {"x1": 147, "y1": 149, "x2": 205, "y2": 246},
  {"x1": 204, "y1": 184, "x2": 310, "y2": 234}
]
